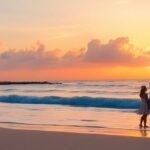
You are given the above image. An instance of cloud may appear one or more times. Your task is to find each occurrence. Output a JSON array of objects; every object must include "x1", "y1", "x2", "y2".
[
  {"x1": 84, "y1": 37, "x2": 149, "y2": 66},
  {"x1": 0, "y1": 37, "x2": 149, "y2": 70},
  {"x1": 0, "y1": 42, "x2": 59, "y2": 70}
]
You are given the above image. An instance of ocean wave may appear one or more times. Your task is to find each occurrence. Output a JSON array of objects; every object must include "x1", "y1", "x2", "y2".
[{"x1": 0, "y1": 95, "x2": 140, "y2": 109}]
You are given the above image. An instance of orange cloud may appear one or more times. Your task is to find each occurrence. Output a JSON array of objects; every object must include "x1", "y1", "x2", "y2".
[
  {"x1": 0, "y1": 37, "x2": 149, "y2": 70},
  {"x1": 84, "y1": 37, "x2": 149, "y2": 67}
]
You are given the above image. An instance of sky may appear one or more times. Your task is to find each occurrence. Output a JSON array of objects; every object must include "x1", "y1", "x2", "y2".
[{"x1": 0, "y1": 0, "x2": 150, "y2": 80}]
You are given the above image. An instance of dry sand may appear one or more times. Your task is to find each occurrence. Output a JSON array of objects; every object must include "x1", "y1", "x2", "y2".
[{"x1": 0, "y1": 127, "x2": 150, "y2": 150}]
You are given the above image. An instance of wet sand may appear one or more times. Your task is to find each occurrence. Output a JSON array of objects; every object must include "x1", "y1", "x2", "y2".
[{"x1": 0, "y1": 127, "x2": 150, "y2": 150}]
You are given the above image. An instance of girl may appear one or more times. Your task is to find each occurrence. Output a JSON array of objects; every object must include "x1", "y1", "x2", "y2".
[{"x1": 138, "y1": 86, "x2": 149, "y2": 128}]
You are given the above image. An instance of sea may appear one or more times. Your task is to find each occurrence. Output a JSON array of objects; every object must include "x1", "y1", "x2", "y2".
[{"x1": 0, "y1": 80, "x2": 149, "y2": 132}]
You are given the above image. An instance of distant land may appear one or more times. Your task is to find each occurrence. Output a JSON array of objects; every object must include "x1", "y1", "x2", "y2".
[{"x1": 0, "y1": 81, "x2": 62, "y2": 85}]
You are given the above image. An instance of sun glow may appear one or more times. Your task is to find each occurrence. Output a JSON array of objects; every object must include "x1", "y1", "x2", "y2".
[{"x1": 0, "y1": 0, "x2": 150, "y2": 80}]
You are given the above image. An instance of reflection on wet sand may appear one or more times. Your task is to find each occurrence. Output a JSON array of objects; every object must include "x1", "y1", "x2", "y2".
[
  {"x1": 0, "y1": 123, "x2": 150, "y2": 138},
  {"x1": 140, "y1": 129, "x2": 148, "y2": 137}
]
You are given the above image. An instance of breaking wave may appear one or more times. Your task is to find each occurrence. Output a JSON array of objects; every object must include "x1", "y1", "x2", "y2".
[{"x1": 0, "y1": 95, "x2": 140, "y2": 109}]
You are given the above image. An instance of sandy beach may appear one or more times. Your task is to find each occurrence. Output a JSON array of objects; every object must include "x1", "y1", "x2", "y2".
[
  {"x1": 1, "y1": 0, "x2": 150, "y2": 148},
  {"x1": 0, "y1": 127, "x2": 150, "y2": 150}
]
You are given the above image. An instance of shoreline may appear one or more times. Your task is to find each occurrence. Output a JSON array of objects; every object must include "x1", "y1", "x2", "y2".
[
  {"x1": 0, "y1": 123, "x2": 150, "y2": 138},
  {"x1": 0, "y1": 127, "x2": 150, "y2": 150}
]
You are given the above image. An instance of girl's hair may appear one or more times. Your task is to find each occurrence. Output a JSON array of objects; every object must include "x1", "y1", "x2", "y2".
[{"x1": 140, "y1": 86, "x2": 147, "y2": 98}]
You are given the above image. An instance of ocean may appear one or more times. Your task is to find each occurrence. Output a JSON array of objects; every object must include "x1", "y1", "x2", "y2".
[{"x1": 0, "y1": 80, "x2": 149, "y2": 131}]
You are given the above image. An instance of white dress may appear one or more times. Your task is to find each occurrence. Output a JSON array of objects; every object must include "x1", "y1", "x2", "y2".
[{"x1": 138, "y1": 97, "x2": 149, "y2": 115}]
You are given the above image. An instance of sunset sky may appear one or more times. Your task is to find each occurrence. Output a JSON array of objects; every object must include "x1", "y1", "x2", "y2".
[{"x1": 0, "y1": 0, "x2": 150, "y2": 80}]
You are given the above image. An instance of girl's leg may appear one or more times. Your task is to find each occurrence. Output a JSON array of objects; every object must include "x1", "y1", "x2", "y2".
[
  {"x1": 144, "y1": 114, "x2": 148, "y2": 127},
  {"x1": 140, "y1": 115, "x2": 144, "y2": 127}
]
